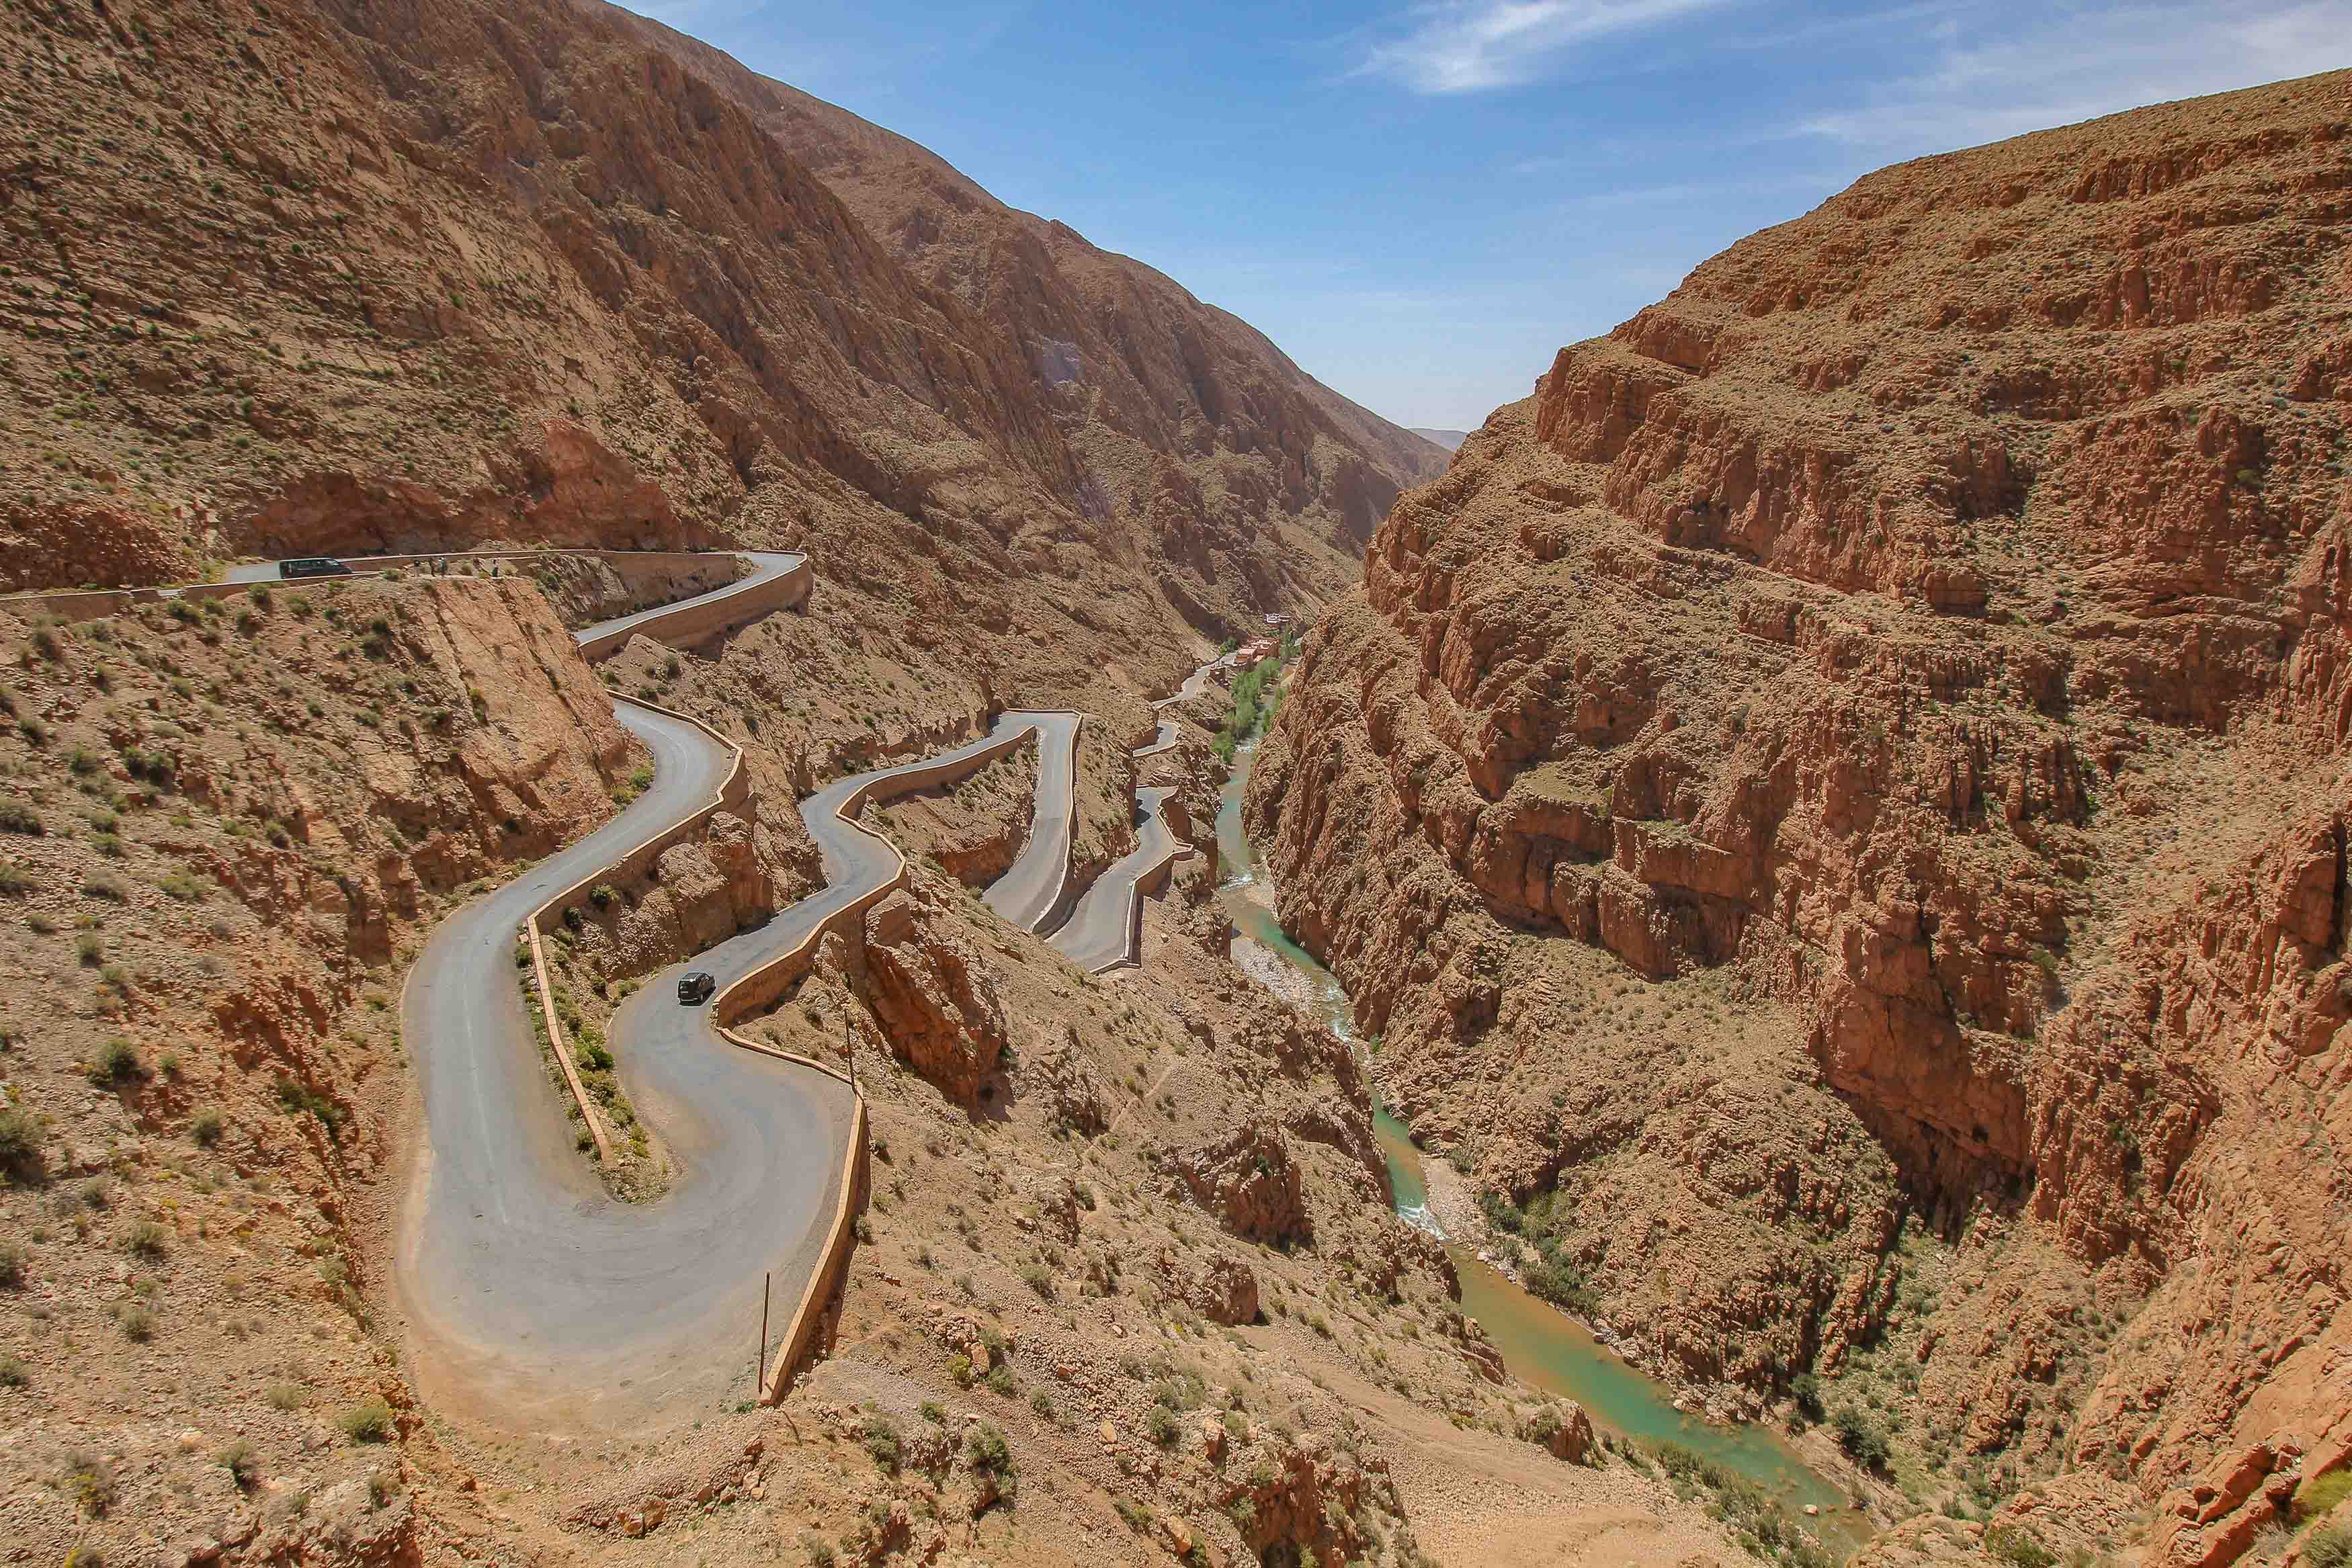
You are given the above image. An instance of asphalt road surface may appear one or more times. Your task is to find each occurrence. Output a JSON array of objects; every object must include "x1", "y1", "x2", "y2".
[
  {"x1": 394, "y1": 562, "x2": 1082, "y2": 1423},
  {"x1": 1046, "y1": 785, "x2": 1179, "y2": 972},
  {"x1": 226, "y1": 548, "x2": 807, "y2": 658},
  {"x1": 979, "y1": 711, "x2": 1081, "y2": 932}
]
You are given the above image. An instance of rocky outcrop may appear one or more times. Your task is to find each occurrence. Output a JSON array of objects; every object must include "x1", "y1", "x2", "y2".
[
  {"x1": 862, "y1": 888, "x2": 1007, "y2": 1107},
  {"x1": 0, "y1": 498, "x2": 201, "y2": 593},
  {"x1": 1250, "y1": 70, "x2": 2352, "y2": 1563},
  {"x1": 599, "y1": 814, "x2": 769, "y2": 970},
  {"x1": 1210, "y1": 1429, "x2": 1406, "y2": 1568},
  {"x1": 1519, "y1": 1399, "x2": 1599, "y2": 1465},
  {"x1": 1161, "y1": 1119, "x2": 1312, "y2": 1246},
  {"x1": 1153, "y1": 1246, "x2": 1262, "y2": 1326},
  {"x1": 1024, "y1": 1020, "x2": 1111, "y2": 1137}
]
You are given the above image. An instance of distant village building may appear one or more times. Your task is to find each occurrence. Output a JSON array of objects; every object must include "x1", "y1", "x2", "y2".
[{"x1": 1234, "y1": 637, "x2": 1279, "y2": 668}]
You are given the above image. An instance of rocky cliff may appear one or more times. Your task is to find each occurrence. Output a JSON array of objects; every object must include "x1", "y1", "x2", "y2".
[
  {"x1": 1250, "y1": 71, "x2": 2352, "y2": 1563},
  {"x1": 0, "y1": 0, "x2": 1439, "y2": 681}
]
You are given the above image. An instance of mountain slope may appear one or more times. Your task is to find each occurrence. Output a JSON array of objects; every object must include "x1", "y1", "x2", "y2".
[
  {"x1": 1249, "y1": 69, "x2": 2352, "y2": 1566},
  {"x1": 0, "y1": 0, "x2": 1437, "y2": 675},
  {"x1": 597, "y1": 1, "x2": 1446, "y2": 606}
]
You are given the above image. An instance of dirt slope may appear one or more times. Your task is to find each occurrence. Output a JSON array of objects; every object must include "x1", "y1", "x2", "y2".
[{"x1": 1249, "y1": 70, "x2": 2352, "y2": 1565}]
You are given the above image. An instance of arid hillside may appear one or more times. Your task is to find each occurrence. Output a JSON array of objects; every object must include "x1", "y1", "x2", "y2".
[
  {"x1": 0, "y1": 0, "x2": 1439, "y2": 672},
  {"x1": 603, "y1": 2, "x2": 1442, "y2": 586},
  {"x1": 1249, "y1": 71, "x2": 2352, "y2": 1566}
]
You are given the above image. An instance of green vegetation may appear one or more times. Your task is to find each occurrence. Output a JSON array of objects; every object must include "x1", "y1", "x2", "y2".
[
  {"x1": 861, "y1": 1413, "x2": 900, "y2": 1473},
  {"x1": 1480, "y1": 1190, "x2": 1600, "y2": 1315},
  {"x1": 1209, "y1": 629, "x2": 1303, "y2": 762},
  {"x1": 1146, "y1": 1405, "x2": 1179, "y2": 1446},
  {"x1": 0, "y1": 1107, "x2": 43, "y2": 1183},
  {"x1": 1831, "y1": 1406, "x2": 1894, "y2": 1471},
  {"x1": 2298, "y1": 1469, "x2": 2352, "y2": 1526},
  {"x1": 0, "y1": 801, "x2": 41, "y2": 834},
  {"x1": 1983, "y1": 1525, "x2": 2055, "y2": 1567},
  {"x1": 274, "y1": 1076, "x2": 345, "y2": 1141},
  {"x1": 65, "y1": 1451, "x2": 116, "y2": 1516},
  {"x1": 88, "y1": 1037, "x2": 145, "y2": 1086},
  {"x1": 218, "y1": 1439, "x2": 259, "y2": 1490},
  {"x1": 190, "y1": 1106, "x2": 226, "y2": 1147},
  {"x1": 964, "y1": 1422, "x2": 1016, "y2": 1504},
  {"x1": 123, "y1": 1220, "x2": 169, "y2": 1260},
  {"x1": 1648, "y1": 1441, "x2": 1833, "y2": 1567},
  {"x1": 2306, "y1": 1524, "x2": 2352, "y2": 1568},
  {"x1": 338, "y1": 1395, "x2": 396, "y2": 1442}
]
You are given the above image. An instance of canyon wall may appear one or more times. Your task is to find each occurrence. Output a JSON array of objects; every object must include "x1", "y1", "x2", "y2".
[{"x1": 1250, "y1": 71, "x2": 2352, "y2": 1562}]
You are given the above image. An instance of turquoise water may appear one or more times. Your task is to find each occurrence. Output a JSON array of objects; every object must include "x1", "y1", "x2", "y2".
[{"x1": 1220, "y1": 749, "x2": 1869, "y2": 1553}]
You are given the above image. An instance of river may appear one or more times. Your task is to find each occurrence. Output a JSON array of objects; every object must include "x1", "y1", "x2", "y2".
[{"x1": 1215, "y1": 743, "x2": 1872, "y2": 1556}]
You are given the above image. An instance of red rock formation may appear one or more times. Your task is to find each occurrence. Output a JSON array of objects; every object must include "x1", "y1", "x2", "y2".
[
  {"x1": 862, "y1": 887, "x2": 1008, "y2": 1108},
  {"x1": 1251, "y1": 71, "x2": 2352, "y2": 1561}
]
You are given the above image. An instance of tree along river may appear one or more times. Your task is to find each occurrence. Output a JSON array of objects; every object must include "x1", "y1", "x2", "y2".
[{"x1": 1215, "y1": 743, "x2": 1874, "y2": 1557}]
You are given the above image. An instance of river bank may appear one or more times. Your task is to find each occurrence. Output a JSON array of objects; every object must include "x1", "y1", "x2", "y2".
[{"x1": 1214, "y1": 740, "x2": 1876, "y2": 1558}]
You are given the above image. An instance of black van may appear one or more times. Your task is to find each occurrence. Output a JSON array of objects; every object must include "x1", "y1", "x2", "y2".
[
  {"x1": 279, "y1": 557, "x2": 353, "y2": 579},
  {"x1": 677, "y1": 970, "x2": 716, "y2": 1006}
]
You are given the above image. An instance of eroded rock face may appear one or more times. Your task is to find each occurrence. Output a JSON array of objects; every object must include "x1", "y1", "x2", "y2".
[
  {"x1": 1209, "y1": 1430, "x2": 1404, "y2": 1568},
  {"x1": 1249, "y1": 71, "x2": 2352, "y2": 1563},
  {"x1": 0, "y1": 500, "x2": 201, "y2": 593},
  {"x1": 1024, "y1": 1020, "x2": 1111, "y2": 1137},
  {"x1": 1154, "y1": 1246, "x2": 1261, "y2": 1326},
  {"x1": 1521, "y1": 1400, "x2": 1598, "y2": 1466},
  {"x1": 1161, "y1": 1119, "x2": 1312, "y2": 1246},
  {"x1": 599, "y1": 814, "x2": 770, "y2": 972},
  {"x1": 862, "y1": 888, "x2": 1007, "y2": 1107}
]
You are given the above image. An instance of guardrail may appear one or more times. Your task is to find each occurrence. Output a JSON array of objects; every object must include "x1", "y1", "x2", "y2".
[
  {"x1": 521, "y1": 691, "x2": 753, "y2": 1164},
  {"x1": 701, "y1": 720, "x2": 1054, "y2": 1402},
  {"x1": 0, "y1": 548, "x2": 788, "y2": 629},
  {"x1": 1021, "y1": 716, "x2": 1083, "y2": 937},
  {"x1": 1091, "y1": 790, "x2": 1197, "y2": 974}
]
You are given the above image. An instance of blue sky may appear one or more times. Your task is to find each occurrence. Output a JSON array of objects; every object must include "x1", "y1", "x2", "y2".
[{"x1": 636, "y1": 1, "x2": 2352, "y2": 431}]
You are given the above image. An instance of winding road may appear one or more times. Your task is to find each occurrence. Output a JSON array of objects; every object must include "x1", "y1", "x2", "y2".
[
  {"x1": 347, "y1": 549, "x2": 1210, "y2": 1420},
  {"x1": 1049, "y1": 785, "x2": 1182, "y2": 973}
]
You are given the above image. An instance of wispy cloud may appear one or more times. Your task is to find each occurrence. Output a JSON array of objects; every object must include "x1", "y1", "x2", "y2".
[
  {"x1": 1544, "y1": 171, "x2": 1841, "y2": 209},
  {"x1": 1796, "y1": 1, "x2": 2352, "y2": 155},
  {"x1": 1356, "y1": 0, "x2": 1740, "y2": 93}
]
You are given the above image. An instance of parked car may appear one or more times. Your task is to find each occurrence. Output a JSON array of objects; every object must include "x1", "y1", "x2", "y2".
[
  {"x1": 279, "y1": 556, "x2": 353, "y2": 579},
  {"x1": 677, "y1": 970, "x2": 716, "y2": 1005}
]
